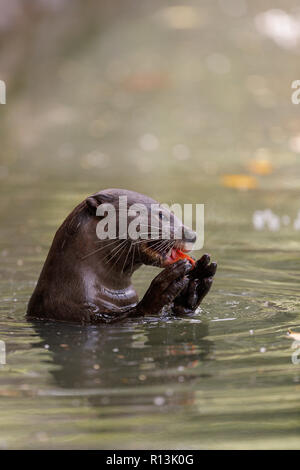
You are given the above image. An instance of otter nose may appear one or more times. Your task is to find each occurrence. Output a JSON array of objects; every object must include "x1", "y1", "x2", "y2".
[{"x1": 183, "y1": 229, "x2": 197, "y2": 243}]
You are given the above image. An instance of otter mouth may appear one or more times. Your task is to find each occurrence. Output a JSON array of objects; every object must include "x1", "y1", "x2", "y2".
[
  {"x1": 165, "y1": 245, "x2": 195, "y2": 266},
  {"x1": 139, "y1": 240, "x2": 196, "y2": 268}
]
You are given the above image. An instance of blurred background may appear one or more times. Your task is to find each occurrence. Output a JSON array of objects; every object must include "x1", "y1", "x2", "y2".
[{"x1": 0, "y1": 0, "x2": 300, "y2": 450}]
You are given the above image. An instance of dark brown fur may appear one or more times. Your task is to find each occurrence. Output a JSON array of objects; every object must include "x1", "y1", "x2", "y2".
[{"x1": 27, "y1": 189, "x2": 217, "y2": 324}]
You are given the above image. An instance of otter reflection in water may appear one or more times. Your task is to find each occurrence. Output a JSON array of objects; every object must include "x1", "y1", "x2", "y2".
[
  {"x1": 27, "y1": 189, "x2": 217, "y2": 323},
  {"x1": 31, "y1": 318, "x2": 214, "y2": 408}
]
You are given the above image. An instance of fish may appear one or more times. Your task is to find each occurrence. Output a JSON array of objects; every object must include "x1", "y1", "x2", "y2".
[{"x1": 170, "y1": 248, "x2": 196, "y2": 267}]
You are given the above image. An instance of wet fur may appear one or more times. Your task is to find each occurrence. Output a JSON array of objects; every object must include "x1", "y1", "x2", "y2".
[{"x1": 27, "y1": 189, "x2": 217, "y2": 324}]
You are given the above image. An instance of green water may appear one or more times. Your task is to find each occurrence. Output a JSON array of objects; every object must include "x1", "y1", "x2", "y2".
[{"x1": 0, "y1": 0, "x2": 299, "y2": 449}]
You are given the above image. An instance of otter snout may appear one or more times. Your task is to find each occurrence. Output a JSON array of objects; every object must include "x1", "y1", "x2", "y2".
[
  {"x1": 183, "y1": 228, "x2": 196, "y2": 243},
  {"x1": 180, "y1": 226, "x2": 197, "y2": 252}
]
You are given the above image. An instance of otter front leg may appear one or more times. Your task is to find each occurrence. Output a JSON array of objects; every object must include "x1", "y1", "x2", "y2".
[
  {"x1": 91, "y1": 260, "x2": 193, "y2": 323},
  {"x1": 172, "y1": 254, "x2": 217, "y2": 315},
  {"x1": 137, "y1": 259, "x2": 193, "y2": 316}
]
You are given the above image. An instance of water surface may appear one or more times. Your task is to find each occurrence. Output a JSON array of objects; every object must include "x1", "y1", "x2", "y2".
[{"x1": 0, "y1": 0, "x2": 299, "y2": 449}]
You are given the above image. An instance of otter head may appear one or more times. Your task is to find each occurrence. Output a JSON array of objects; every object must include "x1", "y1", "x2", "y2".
[{"x1": 85, "y1": 189, "x2": 197, "y2": 272}]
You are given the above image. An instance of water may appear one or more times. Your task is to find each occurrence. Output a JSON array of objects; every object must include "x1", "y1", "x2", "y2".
[{"x1": 0, "y1": 0, "x2": 300, "y2": 449}]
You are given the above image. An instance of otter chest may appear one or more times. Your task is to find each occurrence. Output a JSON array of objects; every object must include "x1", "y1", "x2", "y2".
[{"x1": 95, "y1": 285, "x2": 138, "y2": 311}]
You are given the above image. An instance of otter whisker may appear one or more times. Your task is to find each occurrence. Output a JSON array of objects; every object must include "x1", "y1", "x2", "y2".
[
  {"x1": 93, "y1": 239, "x2": 121, "y2": 252},
  {"x1": 130, "y1": 242, "x2": 136, "y2": 274},
  {"x1": 151, "y1": 241, "x2": 166, "y2": 253},
  {"x1": 131, "y1": 236, "x2": 160, "y2": 244},
  {"x1": 103, "y1": 240, "x2": 131, "y2": 278},
  {"x1": 111, "y1": 241, "x2": 130, "y2": 268},
  {"x1": 154, "y1": 239, "x2": 171, "y2": 251},
  {"x1": 121, "y1": 240, "x2": 133, "y2": 273},
  {"x1": 95, "y1": 238, "x2": 120, "y2": 245},
  {"x1": 104, "y1": 239, "x2": 129, "y2": 264},
  {"x1": 155, "y1": 239, "x2": 176, "y2": 256},
  {"x1": 81, "y1": 239, "x2": 120, "y2": 260},
  {"x1": 106, "y1": 238, "x2": 129, "y2": 255}
]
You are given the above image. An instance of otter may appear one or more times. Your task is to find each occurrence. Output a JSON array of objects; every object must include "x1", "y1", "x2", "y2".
[{"x1": 27, "y1": 189, "x2": 217, "y2": 324}]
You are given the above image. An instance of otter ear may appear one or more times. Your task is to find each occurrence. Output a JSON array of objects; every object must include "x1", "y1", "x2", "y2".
[{"x1": 86, "y1": 193, "x2": 113, "y2": 215}]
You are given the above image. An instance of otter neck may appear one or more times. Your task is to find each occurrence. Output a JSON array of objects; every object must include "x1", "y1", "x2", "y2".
[{"x1": 78, "y1": 238, "x2": 142, "y2": 290}]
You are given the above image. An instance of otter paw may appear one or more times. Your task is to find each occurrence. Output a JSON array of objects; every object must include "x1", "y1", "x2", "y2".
[
  {"x1": 189, "y1": 254, "x2": 217, "y2": 281},
  {"x1": 137, "y1": 259, "x2": 192, "y2": 316},
  {"x1": 172, "y1": 255, "x2": 217, "y2": 314}
]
